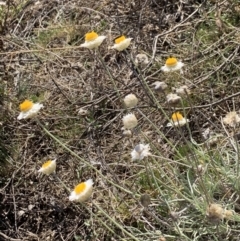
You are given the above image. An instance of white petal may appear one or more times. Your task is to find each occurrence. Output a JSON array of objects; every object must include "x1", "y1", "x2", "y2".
[
  {"x1": 38, "y1": 159, "x2": 56, "y2": 175},
  {"x1": 17, "y1": 103, "x2": 43, "y2": 120},
  {"x1": 131, "y1": 144, "x2": 150, "y2": 160},
  {"x1": 80, "y1": 36, "x2": 106, "y2": 49},
  {"x1": 69, "y1": 179, "x2": 94, "y2": 202},
  {"x1": 161, "y1": 61, "x2": 184, "y2": 72},
  {"x1": 111, "y1": 38, "x2": 132, "y2": 51},
  {"x1": 166, "y1": 122, "x2": 173, "y2": 127}
]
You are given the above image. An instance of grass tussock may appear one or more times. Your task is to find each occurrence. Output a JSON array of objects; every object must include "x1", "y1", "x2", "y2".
[{"x1": 1, "y1": 0, "x2": 240, "y2": 240}]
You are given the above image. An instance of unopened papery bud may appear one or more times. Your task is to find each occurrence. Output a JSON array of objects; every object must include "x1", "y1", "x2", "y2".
[
  {"x1": 122, "y1": 113, "x2": 138, "y2": 129},
  {"x1": 159, "y1": 237, "x2": 166, "y2": 241},
  {"x1": 135, "y1": 53, "x2": 149, "y2": 67},
  {"x1": 140, "y1": 194, "x2": 151, "y2": 207},
  {"x1": 170, "y1": 211, "x2": 180, "y2": 221},
  {"x1": 123, "y1": 94, "x2": 138, "y2": 108},
  {"x1": 176, "y1": 85, "x2": 191, "y2": 96},
  {"x1": 153, "y1": 81, "x2": 168, "y2": 91},
  {"x1": 123, "y1": 129, "x2": 132, "y2": 137},
  {"x1": 223, "y1": 111, "x2": 240, "y2": 127},
  {"x1": 206, "y1": 203, "x2": 224, "y2": 223},
  {"x1": 224, "y1": 210, "x2": 233, "y2": 220},
  {"x1": 166, "y1": 93, "x2": 181, "y2": 106}
]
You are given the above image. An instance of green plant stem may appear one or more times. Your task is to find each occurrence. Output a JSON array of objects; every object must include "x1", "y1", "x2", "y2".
[
  {"x1": 92, "y1": 202, "x2": 141, "y2": 241},
  {"x1": 124, "y1": 50, "x2": 173, "y2": 123},
  {"x1": 82, "y1": 203, "x2": 116, "y2": 234},
  {"x1": 54, "y1": 174, "x2": 137, "y2": 239},
  {"x1": 137, "y1": 109, "x2": 182, "y2": 157},
  {"x1": 36, "y1": 119, "x2": 135, "y2": 197},
  {"x1": 53, "y1": 174, "x2": 71, "y2": 192},
  {"x1": 96, "y1": 49, "x2": 121, "y2": 99}
]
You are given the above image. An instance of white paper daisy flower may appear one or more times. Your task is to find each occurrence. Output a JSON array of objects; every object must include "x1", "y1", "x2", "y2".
[
  {"x1": 167, "y1": 112, "x2": 189, "y2": 127},
  {"x1": 131, "y1": 144, "x2": 151, "y2": 161},
  {"x1": 111, "y1": 35, "x2": 132, "y2": 51},
  {"x1": 17, "y1": 99, "x2": 43, "y2": 120},
  {"x1": 38, "y1": 159, "x2": 56, "y2": 175},
  {"x1": 69, "y1": 179, "x2": 94, "y2": 202},
  {"x1": 80, "y1": 31, "x2": 106, "y2": 49},
  {"x1": 161, "y1": 57, "x2": 184, "y2": 72}
]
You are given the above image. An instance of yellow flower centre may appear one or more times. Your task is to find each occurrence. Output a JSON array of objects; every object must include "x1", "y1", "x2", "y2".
[
  {"x1": 19, "y1": 100, "x2": 33, "y2": 112},
  {"x1": 42, "y1": 160, "x2": 52, "y2": 168},
  {"x1": 172, "y1": 112, "x2": 184, "y2": 122},
  {"x1": 166, "y1": 57, "x2": 178, "y2": 67},
  {"x1": 85, "y1": 31, "x2": 98, "y2": 41},
  {"x1": 115, "y1": 35, "x2": 126, "y2": 44},
  {"x1": 75, "y1": 182, "x2": 86, "y2": 194}
]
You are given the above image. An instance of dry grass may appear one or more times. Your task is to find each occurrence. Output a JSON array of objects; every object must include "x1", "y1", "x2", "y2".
[{"x1": 1, "y1": 0, "x2": 240, "y2": 240}]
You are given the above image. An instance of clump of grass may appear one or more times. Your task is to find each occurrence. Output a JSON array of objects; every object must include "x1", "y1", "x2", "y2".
[
  {"x1": 0, "y1": 83, "x2": 12, "y2": 183},
  {"x1": 34, "y1": 25, "x2": 78, "y2": 48}
]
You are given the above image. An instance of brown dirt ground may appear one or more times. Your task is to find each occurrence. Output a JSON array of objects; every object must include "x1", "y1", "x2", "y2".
[{"x1": 1, "y1": 0, "x2": 240, "y2": 240}]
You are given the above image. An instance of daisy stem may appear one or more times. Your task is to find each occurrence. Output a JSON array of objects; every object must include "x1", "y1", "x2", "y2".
[
  {"x1": 54, "y1": 176, "x2": 140, "y2": 240},
  {"x1": 137, "y1": 109, "x2": 183, "y2": 157},
  {"x1": 53, "y1": 174, "x2": 71, "y2": 192},
  {"x1": 150, "y1": 154, "x2": 191, "y2": 168},
  {"x1": 124, "y1": 50, "x2": 173, "y2": 122},
  {"x1": 234, "y1": 128, "x2": 240, "y2": 182},
  {"x1": 92, "y1": 202, "x2": 140, "y2": 241},
  {"x1": 143, "y1": 158, "x2": 153, "y2": 189},
  {"x1": 79, "y1": 203, "x2": 116, "y2": 235},
  {"x1": 35, "y1": 119, "x2": 135, "y2": 197},
  {"x1": 96, "y1": 49, "x2": 121, "y2": 99}
]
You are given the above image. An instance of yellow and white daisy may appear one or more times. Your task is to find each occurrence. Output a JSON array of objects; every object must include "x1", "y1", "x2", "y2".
[
  {"x1": 131, "y1": 144, "x2": 151, "y2": 161},
  {"x1": 17, "y1": 99, "x2": 43, "y2": 120},
  {"x1": 111, "y1": 35, "x2": 132, "y2": 51},
  {"x1": 38, "y1": 159, "x2": 56, "y2": 175},
  {"x1": 123, "y1": 93, "x2": 138, "y2": 108},
  {"x1": 69, "y1": 179, "x2": 94, "y2": 202},
  {"x1": 80, "y1": 31, "x2": 106, "y2": 49},
  {"x1": 161, "y1": 57, "x2": 184, "y2": 72},
  {"x1": 122, "y1": 113, "x2": 138, "y2": 129},
  {"x1": 167, "y1": 112, "x2": 189, "y2": 127}
]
